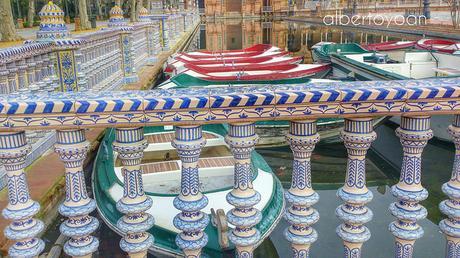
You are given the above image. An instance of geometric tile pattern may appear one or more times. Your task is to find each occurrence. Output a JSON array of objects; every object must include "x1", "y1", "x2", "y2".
[{"x1": 0, "y1": 77, "x2": 459, "y2": 130}]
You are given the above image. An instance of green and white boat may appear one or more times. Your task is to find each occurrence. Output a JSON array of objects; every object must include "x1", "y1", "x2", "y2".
[
  {"x1": 311, "y1": 42, "x2": 369, "y2": 64},
  {"x1": 93, "y1": 124, "x2": 284, "y2": 257}
]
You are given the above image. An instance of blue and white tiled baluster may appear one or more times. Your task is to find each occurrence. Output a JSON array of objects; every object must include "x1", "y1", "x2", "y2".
[
  {"x1": 113, "y1": 127, "x2": 155, "y2": 258},
  {"x1": 0, "y1": 131, "x2": 45, "y2": 257},
  {"x1": 440, "y1": 115, "x2": 460, "y2": 257},
  {"x1": 172, "y1": 126, "x2": 209, "y2": 257},
  {"x1": 389, "y1": 116, "x2": 433, "y2": 258},
  {"x1": 54, "y1": 129, "x2": 100, "y2": 258},
  {"x1": 284, "y1": 120, "x2": 320, "y2": 258},
  {"x1": 336, "y1": 118, "x2": 376, "y2": 258},
  {"x1": 225, "y1": 122, "x2": 261, "y2": 257},
  {"x1": 6, "y1": 62, "x2": 18, "y2": 93}
]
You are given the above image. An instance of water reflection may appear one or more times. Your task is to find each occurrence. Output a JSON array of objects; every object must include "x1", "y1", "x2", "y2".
[{"x1": 199, "y1": 19, "x2": 418, "y2": 63}]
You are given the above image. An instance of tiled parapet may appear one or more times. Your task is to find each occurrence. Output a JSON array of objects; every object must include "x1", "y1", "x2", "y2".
[
  {"x1": 54, "y1": 129, "x2": 100, "y2": 257},
  {"x1": 225, "y1": 122, "x2": 261, "y2": 257},
  {"x1": 112, "y1": 127, "x2": 155, "y2": 258},
  {"x1": 389, "y1": 116, "x2": 433, "y2": 258},
  {"x1": 336, "y1": 118, "x2": 376, "y2": 257},
  {"x1": 0, "y1": 131, "x2": 45, "y2": 257},
  {"x1": 440, "y1": 115, "x2": 460, "y2": 258},
  {"x1": 284, "y1": 120, "x2": 320, "y2": 257},
  {"x1": 172, "y1": 125, "x2": 209, "y2": 257}
]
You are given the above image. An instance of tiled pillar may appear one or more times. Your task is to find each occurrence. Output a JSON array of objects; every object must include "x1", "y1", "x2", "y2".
[
  {"x1": 6, "y1": 63, "x2": 18, "y2": 93},
  {"x1": 389, "y1": 116, "x2": 433, "y2": 258},
  {"x1": 120, "y1": 29, "x2": 139, "y2": 84},
  {"x1": 161, "y1": 17, "x2": 170, "y2": 50},
  {"x1": 113, "y1": 127, "x2": 154, "y2": 258},
  {"x1": 225, "y1": 122, "x2": 261, "y2": 257},
  {"x1": 16, "y1": 59, "x2": 28, "y2": 92},
  {"x1": 285, "y1": 120, "x2": 320, "y2": 257},
  {"x1": 54, "y1": 129, "x2": 100, "y2": 258},
  {"x1": 172, "y1": 126, "x2": 209, "y2": 257},
  {"x1": 336, "y1": 118, "x2": 376, "y2": 257},
  {"x1": 0, "y1": 131, "x2": 45, "y2": 257},
  {"x1": 54, "y1": 40, "x2": 82, "y2": 92},
  {"x1": 440, "y1": 115, "x2": 460, "y2": 257},
  {"x1": 146, "y1": 25, "x2": 158, "y2": 65},
  {"x1": 0, "y1": 64, "x2": 9, "y2": 94}
]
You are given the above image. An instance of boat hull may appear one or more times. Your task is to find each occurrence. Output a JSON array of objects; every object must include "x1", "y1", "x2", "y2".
[{"x1": 92, "y1": 125, "x2": 285, "y2": 257}]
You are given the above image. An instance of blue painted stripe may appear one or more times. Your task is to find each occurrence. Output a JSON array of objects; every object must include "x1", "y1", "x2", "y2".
[
  {"x1": 261, "y1": 93, "x2": 274, "y2": 105},
  {"x1": 342, "y1": 89, "x2": 356, "y2": 102},
  {"x1": 7, "y1": 102, "x2": 18, "y2": 115},
  {"x1": 357, "y1": 89, "x2": 372, "y2": 101},
  {"x1": 211, "y1": 96, "x2": 224, "y2": 108},
  {"x1": 130, "y1": 99, "x2": 142, "y2": 111},
  {"x1": 426, "y1": 87, "x2": 439, "y2": 99},
  {"x1": 62, "y1": 100, "x2": 73, "y2": 113},
  {"x1": 77, "y1": 101, "x2": 89, "y2": 113},
  {"x1": 145, "y1": 99, "x2": 158, "y2": 110},
  {"x1": 293, "y1": 92, "x2": 306, "y2": 103},
  {"x1": 408, "y1": 88, "x2": 422, "y2": 100},
  {"x1": 24, "y1": 102, "x2": 36, "y2": 114},
  {"x1": 326, "y1": 90, "x2": 340, "y2": 101},
  {"x1": 113, "y1": 100, "x2": 125, "y2": 112},
  {"x1": 277, "y1": 92, "x2": 290, "y2": 105},
  {"x1": 44, "y1": 101, "x2": 54, "y2": 113},
  {"x1": 95, "y1": 101, "x2": 107, "y2": 112},
  {"x1": 180, "y1": 97, "x2": 191, "y2": 108},
  {"x1": 245, "y1": 94, "x2": 258, "y2": 106},
  {"x1": 229, "y1": 95, "x2": 242, "y2": 107},
  {"x1": 442, "y1": 86, "x2": 455, "y2": 98},
  {"x1": 163, "y1": 98, "x2": 174, "y2": 109}
]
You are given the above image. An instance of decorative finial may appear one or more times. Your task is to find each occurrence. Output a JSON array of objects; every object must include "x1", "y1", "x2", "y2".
[{"x1": 36, "y1": 0, "x2": 69, "y2": 41}]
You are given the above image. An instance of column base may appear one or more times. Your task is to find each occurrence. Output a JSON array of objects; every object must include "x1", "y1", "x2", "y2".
[{"x1": 8, "y1": 238, "x2": 45, "y2": 258}]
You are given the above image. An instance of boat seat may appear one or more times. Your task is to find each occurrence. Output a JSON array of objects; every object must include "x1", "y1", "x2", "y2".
[{"x1": 141, "y1": 156, "x2": 235, "y2": 174}]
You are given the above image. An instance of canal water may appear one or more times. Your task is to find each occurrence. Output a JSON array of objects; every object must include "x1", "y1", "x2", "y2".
[{"x1": 41, "y1": 20, "x2": 452, "y2": 257}]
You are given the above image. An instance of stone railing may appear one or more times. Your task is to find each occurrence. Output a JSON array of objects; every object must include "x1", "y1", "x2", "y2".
[{"x1": 0, "y1": 77, "x2": 459, "y2": 258}]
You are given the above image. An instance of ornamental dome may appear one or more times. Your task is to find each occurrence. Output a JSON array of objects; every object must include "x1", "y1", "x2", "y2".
[
  {"x1": 138, "y1": 6, "x2": 150, "y2": 22},
  {"x1": 36, "y1": 1, "x2": 69, "y2": 41},
  {"x1": 108, "y1": 5, "x2": 127, "y2": 28}
]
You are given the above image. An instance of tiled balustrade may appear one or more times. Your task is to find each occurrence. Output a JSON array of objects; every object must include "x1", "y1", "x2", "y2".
[{"x1": 0, "y1": 77, "x2": 459, "y2": 257}]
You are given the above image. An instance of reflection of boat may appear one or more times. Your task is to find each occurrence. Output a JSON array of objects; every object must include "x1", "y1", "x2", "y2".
[
  {"x1": 93, "y1": 125, "x2": 284, "y2": 257},
  {"x1": 416, "y1": 39, "x2": 460, "y2": 54},
  {"x1": 176, "y1": 63, "x2": 330, "y2": 83},
  {"x1": 312, "y1": 43, "x2": 368, "y2": 63},
  {"x1": 330, "y1": 50, "x2": 460, "y2": 80},
  {"x1": 178, "y1": 45, "x2": 281, "y2": 59},
  {"x1": 362, "y1": 40, "x2": 416, "y2": 51},
  {"x1": 198, "y1": 43, "x2": 278, "y2": 54}
]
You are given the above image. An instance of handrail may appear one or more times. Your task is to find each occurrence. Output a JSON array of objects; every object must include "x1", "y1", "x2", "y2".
[{"x1": 0, "y1": 77, "x2": 458, "y2": 131}]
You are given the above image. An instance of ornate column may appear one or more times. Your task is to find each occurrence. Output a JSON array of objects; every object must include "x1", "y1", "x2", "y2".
[
  {"x1": 0, "y1": 64, "x2": 9, "y2": 94},
  {"x1": 284, "y1": 120, "x2": 320, "y2": 257},
  {"x1": 6, "y1": 63, "x2": 18, "y2": 93},
  {"x1": 336, "y1": 118, "x2": 376, "y2": 257},
  {"x1": 440, "y1": 115, "x2": 460, "y2": 257},
  {"x1": 54, "y1": 129, "x2": 99, "y2": 258},
  {"x1": 389, "y1": 116, "x2": 433, "y2": 258},
  {"x1": 225, "y1": 122, "x2": 261, "y2": 257},
  {"x1": 112, "y1": 127, "x2": 154, "y2": 258},
  {"x1": 0, "y1": 131, "x2": 45, "y2": 257},
  {"x1": 172, "y1": 126, "x2": 209, "y2": 257},
  {"x1": 25, "y1": 57, "x2": 36, "y2": 91},
  {"x1": 16, "y1": 59, "x2": 28, "y2": 92}
]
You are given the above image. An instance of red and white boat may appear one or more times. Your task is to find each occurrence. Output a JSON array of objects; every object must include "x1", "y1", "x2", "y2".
[
  {"x1": 416, "y1": 39, "x2": 460, "y2": 54},
  {"x1": 182, "y1": 44, "x2": 281, "y2": 58},
  {"x1": 175, "y1": 50, "x2": 288, "y2": 62},
  {"x1": 362, "y1": 40, "x2": 416, "y2": 51},
  {"x1": 180, "y1": 63, "x2": 331, "y2": 82},
  {"x1": 165, "y1": 55, "x2": 303, "y2": 77}
]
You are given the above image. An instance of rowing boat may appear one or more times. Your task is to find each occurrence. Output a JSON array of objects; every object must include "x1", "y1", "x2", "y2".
[
  {"x1": 93, "y1": 125, "x2": 284, "y2": 257},
  {"x1": 362, "y1": 40, "x2": 416, "y2": 51},
  {"x1": 415, "y1": 38, "x2": 460, "y2": 54}
]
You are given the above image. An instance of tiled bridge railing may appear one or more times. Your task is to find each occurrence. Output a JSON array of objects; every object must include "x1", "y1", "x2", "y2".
[{"x1": 1, "y1": 77, "x2": 460, "y2": 258}]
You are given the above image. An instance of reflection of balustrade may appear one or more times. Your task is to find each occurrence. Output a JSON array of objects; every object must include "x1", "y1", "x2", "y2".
[{"x1": 0, "y1": 78, "x2": 460, "y2": 257}]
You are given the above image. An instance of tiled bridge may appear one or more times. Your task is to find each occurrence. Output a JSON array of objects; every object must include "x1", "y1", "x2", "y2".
[{"x1": 1, "y1": 76, "x2": 460, "y2": 258}]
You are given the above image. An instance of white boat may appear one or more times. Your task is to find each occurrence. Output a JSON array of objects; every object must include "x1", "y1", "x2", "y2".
[
  {"x1": 93, "y1": 125, "x2": 284, "y2": 257},
  {"x1": 330, "y1": 50, "x2": 460, "y2": 80}
]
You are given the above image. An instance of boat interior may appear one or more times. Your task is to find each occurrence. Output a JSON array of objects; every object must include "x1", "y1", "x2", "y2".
[
  {"x1": 344, "y1": 50, "x2": 460, "y2": 79},
  {"x1": 114, "y1": 130, "x2": 237, "y2": 194}
]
